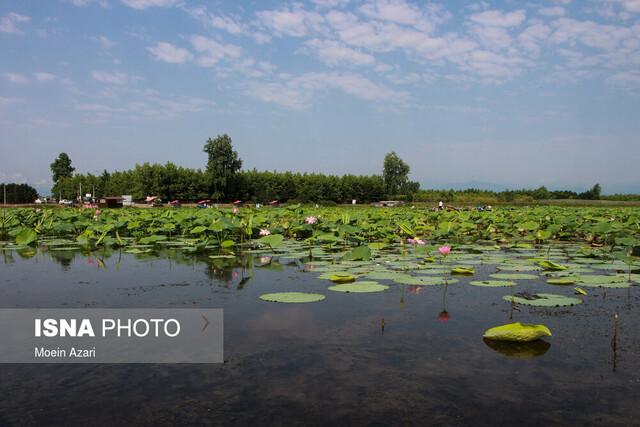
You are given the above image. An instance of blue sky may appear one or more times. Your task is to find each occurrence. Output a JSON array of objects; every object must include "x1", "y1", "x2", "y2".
[{"x1": 1, "y1": 0, "x2": 639, "y2": 194}]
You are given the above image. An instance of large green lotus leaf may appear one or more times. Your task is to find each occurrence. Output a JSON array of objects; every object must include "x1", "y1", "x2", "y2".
[
  {"x1": 259, "y1": 292, "x2": 325, "y2": 303},
  {"x1": 483, "y1": 322, "x2": 552, "y2": 342},
  {"x1": 490, "y1": 273, "x2": 539, "y2": 280},
  {"x1": 504, "y1": 293, "x2": 582, "y2": 307},
  {"x1": 15, "y1": 228, "x2": 37, "y2": 246},
  {"x1": 496, "y1": 265, "x2": 539, "y2": 272},
  {"x1": 483, "y1": 338, "x2": 550, "y2": 359},
  {"x1": 592, "y1": 263, "x2": 628, "y2": 271},
  {"x1": 469, "y1": 280, "x2": 516, "y2": 287},
  {"x1": 328, "y1": 281, "x2": 389, "y2": 293},
  {"x1": 576, "y1": 275, "x2": 627, "y2": 284},
  {"x1": 393, "y1": 276, "x2": 458, "y2": 285},
  {"x1": 547, "y1": 278, "x2": 576, "y2": 285},
  {"x1": 365, "y1": 271, "x2": 412, "y2": 281},
  {"x1": 575, "y1": 280, "x2": 630, "y2": 288},
  {"x1": 451, "y1": 267, "x2": 475, "y2": 275},
  {"x1": 329, "y1": 273, "x2": 356, "y2": 283},
  {"x1": 318, "y1": 271, "x2": 353, "y2": 279},
  {"x1": 258, "y1": 234, "x2": 284, "y2": 248},
  {"x1": 415, "y1": 268, "x2": 452, "y2": 275},
  {"x1": 537, "y1": 260, "x2": 568, "y2": 271}
]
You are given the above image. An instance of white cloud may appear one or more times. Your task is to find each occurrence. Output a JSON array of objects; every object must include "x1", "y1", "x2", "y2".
[
  {"x1": 538, "y1": 7, "x2": 565, "y2": 17},
  {"x1": 615, "y1": 0, "x2": 640, "y2": 13},
  {"x1": 94, "y1": 35, "x2": 115, "y2": 49},
  {"x1": 91, "y1": 70, "x2": 129, "y2": 85},
  {"x1": 248, "y1": 72, "x2": 409, "y2": 110},
  {"x1": 257, "y1": 6, "x2": 324, "y2": 37},
  {"x1": 68, "y1": 0, "x2": 109, "y2": 7},
  {"x1": 303, "y1": 38, "x2": 376, "y2": 66},
  {"x1": 189, "y1": 35, "x2": 242, "y2": 67},
  {"x1": 359, "y1": 0, "x2": 450, "y2": 32},
  {"x1": 148, "y1": 42, "x2": 193, "y2": 63},
  {"x1": 549, "y1": 18, "x2": 633, "y2": 50},
  {"x1": 120, "y1": 0, "x2": 179, "y2": 10},
  {"x1": 607, "y1": 70, "x2": 640, "y2": 85},
  {"x1": 0, "y1": 12, "x2": 30, "y2": 35},
  {"x1": 312, "y1": 0, "x2": 350, "y2": 8},
  {"x1": 469, "y1": 9, "x2": 526, "y2": 27},
  {"x1": 518, "y1": 23, "x2": 551, "y2": 55},
  {"x1": 471, "y1": 24, "x2": 513, "y2": 50},
  {"x1": 34, "y1": 72, "x2": 56, "y2": 81},
  {"x1": 3, "y1": 72, "x2": 29, "y2": 84},
  {"x1": 75, "y1": 90, "x2": 214, "y2": 121}
]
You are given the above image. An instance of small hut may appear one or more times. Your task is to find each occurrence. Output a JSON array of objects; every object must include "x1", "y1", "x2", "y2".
[{"x1": 98, "y1": 197, "x2": 123, "y2": 208}]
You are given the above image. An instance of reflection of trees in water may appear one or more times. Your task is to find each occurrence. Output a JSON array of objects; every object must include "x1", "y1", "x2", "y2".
[
  {"x1": 204, "y1": 255, "x2": 253, "y2": 285},
  {"x1": 2, "y1": 250, "x2": 15, "y2": 265},
  {"x1": 48, "y1": 250, "x2": 77, "y2": 271}
]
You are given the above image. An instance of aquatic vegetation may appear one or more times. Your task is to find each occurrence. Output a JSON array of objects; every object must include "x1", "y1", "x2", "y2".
[
  {"x1": 504, "y1": 293, "x2": 582, "y2": 307},
  {"x1": 547, "y1": 278, "x2": 576, "y2": 285},
  {"x1": 328, "y1": 282, "x2": 389, "y2": 293},
  {"x1": 483, "y1": 322, "x2": 552, "y2": 342},
  {"x1": 259, "y1": 292, "x2": 326, "y2": 303},
  {"x1": 2, "y1": 206, "x2": 639, "y2": 252},
  {"x1": 451, "y1": 267, "x2": 474, "y2": 275},
  {"x1": 469, "y1": 280, "x2": 516, "y2": 287},
  {"x1": 328, "y1": 273, "x2": 356, "y2": 283}
]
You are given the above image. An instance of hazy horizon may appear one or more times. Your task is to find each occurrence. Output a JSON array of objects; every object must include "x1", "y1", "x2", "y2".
[{"x1": 1, "y1": 0, "x2": 639, "y2": 194}]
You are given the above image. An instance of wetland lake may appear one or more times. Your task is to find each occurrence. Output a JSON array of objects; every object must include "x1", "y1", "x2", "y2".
[{"x1": 0, "y1": 235, "x2": 638, "y2": 426}]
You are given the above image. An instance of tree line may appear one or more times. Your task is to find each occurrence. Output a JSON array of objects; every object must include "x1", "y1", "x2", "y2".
[
  {"x1": 0, "y1": 183, "x2": 39, "y2": 204},
  {"x1": 42, "y1": 134, "x2": 637, "y2": 204},
  {"x1": 49, "y1": 135, "x2": 417, "y2": 203}
]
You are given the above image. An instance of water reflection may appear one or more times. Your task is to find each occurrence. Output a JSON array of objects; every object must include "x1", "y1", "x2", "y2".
[{"x1": 483, "y1": 338, "x2": 551, "y2": 359}]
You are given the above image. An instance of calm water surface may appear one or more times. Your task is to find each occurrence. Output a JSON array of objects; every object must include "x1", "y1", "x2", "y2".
[{"x1": 0, "y1": 248, "x2": 638, "y2": 426}]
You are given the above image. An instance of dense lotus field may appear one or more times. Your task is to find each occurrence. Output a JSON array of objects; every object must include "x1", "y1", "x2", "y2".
[
  {"x1": 2, "y1": 205, "x2": 639, "y2": 342},
  {"x1": 1, "y1": 205, "x2": 639, "y2": 251}
]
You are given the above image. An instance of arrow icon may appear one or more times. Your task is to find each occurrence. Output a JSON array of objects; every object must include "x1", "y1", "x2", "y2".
[{"x1": 201, "y1": 314, "x2": 209, "y2": 332}]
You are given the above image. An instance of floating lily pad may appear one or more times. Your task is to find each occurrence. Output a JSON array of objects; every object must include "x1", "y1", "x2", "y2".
[
  {"x1": 318, "y1": 271, "x2": 352, "y2": 280},
  {"x1": 259, "y1": 292, "x2": 325, "y2": 303},
  {"x1": 451, "y1": 267, "x2": 475, "y2": 275},
  {"x1": 329, "y1": 273, "x2": 356, "y2": 283},
  {"x1": 365, "y1": 271, "x2": 411, "y2": 281},
  {"x1": 490, "y1": 273, "x2": 538, "y2": 280},
  {"x1": 576, "y1": 275, "x2": 627, "y2": 284},
  {"x1": 537, "y1": 260, "x2": 568, "y2": 271},
  {"x1": 483, "y1": 322, "x2": 552, "y2": 342},
  {"x1": 393, "y1": 276, "x2": 458, "y2": 286},
  {"x1": 328, "y1": 281, "x2": 389, "y2": 293},
  {"x1": 504, "y1": 293, "x2": 582, "y2": 307},
  {"x1": 496, "y1": 265, "x2": 539, "y2": 272},
  {"x1": 469, "y1": 280, "x2": 516, "y2": 287},
  {"x1": 547, "y1": 278, "x2": 576, "y2": 285}
]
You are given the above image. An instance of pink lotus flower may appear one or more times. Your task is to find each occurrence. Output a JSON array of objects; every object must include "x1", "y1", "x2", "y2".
[
  {"x1": 408, "y1": 238, "x2": 425, "y2": 245},
  {"x1": 407, "y1": 238, "x2": 415, "y2": 245},
  {"x1": 439, "y1": 246, "x2": 451, "y2": 256},
  {"x1": 232, "y1": 207, "x2": 239, "y2": 214},
  {"x1": 259, "y1": 229, "x2": 271, "y2": 236},
  {"x1": 95, "y1": 209, "x2": 101, "y2": 216},
  {"x1": 305, "y1": 216, "x2": 318, "y2": 225}
]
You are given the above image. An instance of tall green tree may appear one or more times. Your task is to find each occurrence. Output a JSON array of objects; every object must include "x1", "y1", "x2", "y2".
[
  {"x1": 50, "y1": 153, "x2": 75, "y2": 183},
  {"x1": 203, "y1": 134, "x2": 242, "y2": 200},
  {"x1": 383, "y1": 151, "x2": 410, "y2": 196}
]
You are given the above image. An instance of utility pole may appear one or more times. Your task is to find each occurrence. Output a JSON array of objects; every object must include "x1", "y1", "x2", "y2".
[{"x1": 3, "y1": 183, "x2": 6, "y2": 205}]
